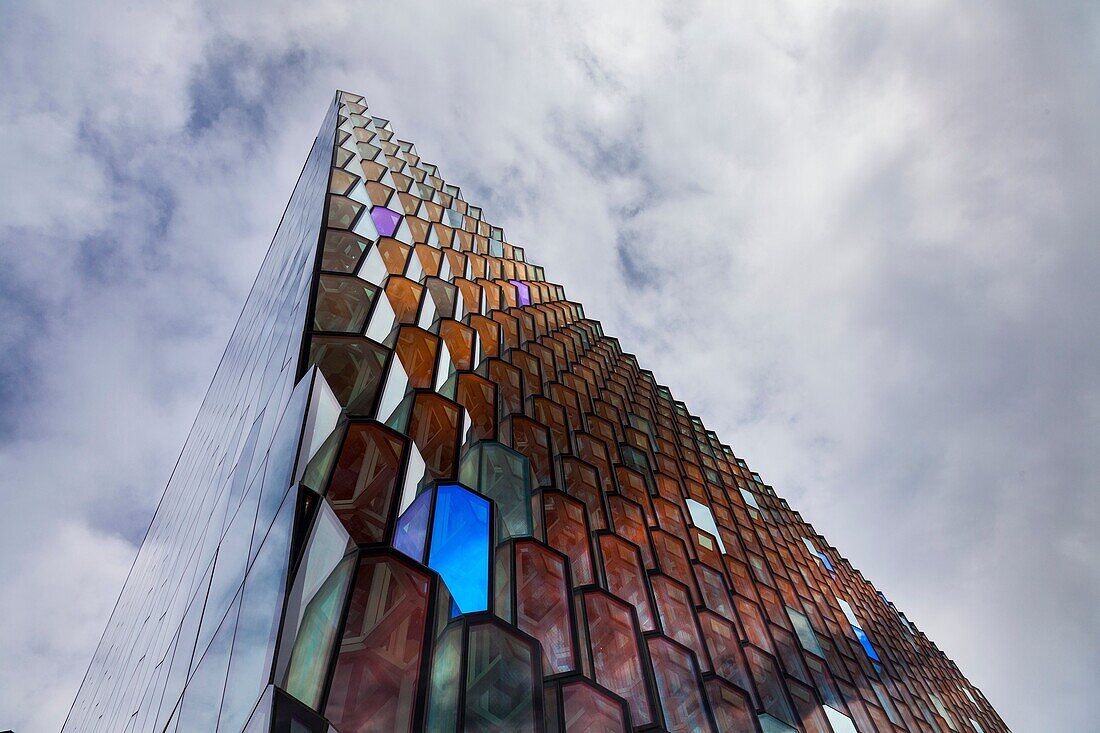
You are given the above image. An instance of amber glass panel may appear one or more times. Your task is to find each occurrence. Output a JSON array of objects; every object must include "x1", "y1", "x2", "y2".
[
  {"x1": 773, "y1": 626, "x2": 810, "y2": 684},
  {"x1": 454, "y1": 373, "x2": 497, "y2": 444},
  {"x1": 583, "y1": 592, "x2": 653, "y2": 726},
  {"x1": 560, "y1": 679, "x2": 629, "y2": 733},
  {"x1": 366, "y1": 180, "x2": 394, "y2": 206},
  {"x1": 789, "y1": 680, "x2": 832, "y2": 733},
  {"x1": 505, "y1": 416, "x2": 553, "y2": 488},
  {"x1": 326, "y1": 423, "x2": 406, "y2": 544},
  {"x1": 699, "y1": 611, "x2": 756, "y2": 700},
  {"x1": 653, "y1": 497, "x2": 689, "y2": 539},
  {"x1": 650, "y1": 575, "x2": 708, "y2": 671},
  {"x1": 573, "y1": 434, "x2": 614, "y2": 494},
  {"x1": 415, "y1": 244, "x2": 443, "y2": 277},
  {"x1": 514, "y1": 541, "x2": 574, "y2": 674},
  {"x1": 384, "y1": 277, "x2": 424, "y2": 324},
  {"x1": 325, "y1": 556, "x2": 431, "y2": 733},
  {"x1": 407, "y1": 393, "x2": 460, "y2": 482},
  {"x1": 646, "y1": 636, "x2": 713, "y2": 733},
  {"x1": 705, "y1": 678, "x2": 758, "y2": 733},
  {"x1": 375, "y1": 237, "x2": 412, "y2": 275},
  {"x1": 559, "y1": 457, "x2": 607, "y2": 530},
  {"x1": 488, "y1": 360, "x2": 524, "y2": 418},
  {"x1": 608, "y1": 496, "x2": 652, "y2": 568},
  {"x1": 695, "y1": 563, "x2": 734, "y2": 619},
  {"x1": 597, "y1": 534, "x2": 655, "y2": 632},
  {"x1": 395, "y1": 327, "x2": 439, "y2": 388},
  {"x1": 314, "y1": 274, "x2": 376, "y2": 333},
  {"x1": 533, "y1": 398, "x2": 570, "y2": 456},
  {"x1": 329, "y1": 167, "x2": 357, "y2": 195},
  {"x1": 735, "y1": 597, "x2": 773, "y2": 653},
  {"x1": 543, "y1": 492, "x2": 593, "y2": 587},
  {"x1": 745, "y1": 646, "x2": 798, "y2": 727},
  {"x1": 651, "y1": 530, "x2": 695, "y2": 598},
  {"x1": 439, "y1": 320, "x2": 475, "y2": 370}
]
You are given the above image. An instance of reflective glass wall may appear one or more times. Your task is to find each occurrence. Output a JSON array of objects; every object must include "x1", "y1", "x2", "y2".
[{"x1": 64, "y1": 97, "x2": 340, "y2": 733}]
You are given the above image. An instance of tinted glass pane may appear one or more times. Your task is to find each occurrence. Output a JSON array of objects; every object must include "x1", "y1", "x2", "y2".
[
  {"x1": 584, "y1": 593, "x2": 652, "y2": 726},
  {"x1": 284, "y1": 552, "x2": 356, "y2": 707},
  {"x1": 560, "y1": 680, "x2": 629, "y2": 732},
  {"x1": 466, "y1": 623, "x2": 537, "y2": 732},
  {"x1": 428, "y1": 484, "x2": 490, "y2": 614},
  {"x1": 514, "y1": 541, "x2": 574, "y2": 674},
  {"x1": 176, "y1": 593, "x2": 240, "y2": 731},
  {"x1": 459, "y1": 442, "x2": 532, "y2": 540},
  {"x1": 326, "y1": 556, "x2": 431, "y2": 733},
  {"x1": 425, "y1": 623, "x2": 463, "y2": 731},
  {"x1": 647, "y1": 636, "x2": 711, "y2": 733},
  {"x1": 218, "y1": 490, "x2": 296, "y2": 732},
  {"x1": 393, "y1": 490, "x2": 432, "y2": 561}
]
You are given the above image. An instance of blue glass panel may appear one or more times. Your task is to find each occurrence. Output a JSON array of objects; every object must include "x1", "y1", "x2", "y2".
[
  {"x1": 394, "y1": 490, "x2": 433, "y2": 562},
  {"x1": 853, "y1": 626, "x2": 880, "y2": 661},
  {"x1": 427, "y1": 484, "x2": 490, "y2": 614}
]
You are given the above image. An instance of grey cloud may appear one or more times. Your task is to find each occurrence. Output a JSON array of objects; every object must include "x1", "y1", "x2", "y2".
[{"x1": 1, "y1": 1, "x2": 1097, "y2": 731}]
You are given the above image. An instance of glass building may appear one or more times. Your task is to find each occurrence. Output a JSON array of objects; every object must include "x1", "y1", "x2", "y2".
[{"x1": 64, "y1": 91, "x2": 1009, "y2": 733}]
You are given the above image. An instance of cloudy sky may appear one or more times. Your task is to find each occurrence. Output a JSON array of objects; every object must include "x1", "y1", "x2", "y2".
[{"x1": 1, "y1": 1, "x2": 1097, "y2": 731}]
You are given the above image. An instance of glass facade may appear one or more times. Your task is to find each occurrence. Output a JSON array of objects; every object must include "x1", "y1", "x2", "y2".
[{"x1": 66, "y1": 91, "x2": 1008, "y2": 733}]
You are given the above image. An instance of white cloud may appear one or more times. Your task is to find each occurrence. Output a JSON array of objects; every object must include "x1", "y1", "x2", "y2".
[{"x1": 1, "y1": 1, "x2": 1097, "y2": 731}]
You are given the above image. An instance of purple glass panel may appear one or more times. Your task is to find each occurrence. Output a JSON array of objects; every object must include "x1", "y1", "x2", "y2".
[
  {"x1": 394, "y1": 491, "x2": 432, "y2": 561},
  {"x1": 509, "y1": 280, "x2": 532, "y2": 306},
  {"x1": 371, "y1": 206, "x2": 402, "y2": 237}
]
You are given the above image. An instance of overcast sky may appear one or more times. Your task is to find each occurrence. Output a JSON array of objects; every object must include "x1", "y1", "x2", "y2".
[{"x1": 1, "y1": 1, "x2": 1097, "y2": 731}]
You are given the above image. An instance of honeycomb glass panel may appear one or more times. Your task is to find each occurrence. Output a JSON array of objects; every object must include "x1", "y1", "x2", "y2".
[
  {"x1": 282, "y1": 551, "x2": 356, "y2": 708},
  {"x1": 560, "y1": 679, "x2": 629, "y2": 732},
  {"x1": 465, "y1": 623, "x2": 537, "y2": 732},
  {"x1": 325, "y1": 555, "x2": 431, "y2": 733},
  {"x1": 321, "y1": 229, "x2": 370, "y2": 273},
  {"x1": 428, "y1": 484, "x2": 491, "y2": 614},
  {"x1": 459, "y1": 441, "x2": 532, "y2": 540},
  {"x1": 314, "y1": 273, "x2": 376, "y2": 332},
  {"x1": 583, "y1": 592, "x2": 653, "y2": 726},
  {"x1": 513, "y1": 540, "x2": 574, "y2": 674},
  {"x1": 646, "y1": 636, "x2": 713, "y2": 733}
]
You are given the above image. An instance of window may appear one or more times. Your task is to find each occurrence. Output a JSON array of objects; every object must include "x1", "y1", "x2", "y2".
[
  {"x1": 786, "y1": 607, "x2": 825, "y2": 658},
  {"x1": 823, "y1": 706, "x2": 859, "y2": 733},
  {"x1": 685, "y1": 498, "x2": 727, "y2": 553},
  {"x1": 802, "y1": 537, "x2": 835, "y2": 572}
]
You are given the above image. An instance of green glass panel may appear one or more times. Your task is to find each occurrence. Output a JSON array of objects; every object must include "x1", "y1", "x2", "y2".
[
  {"x1": 465, "y1": 624, "x2": 536, "y2": 732},
  {"x1": 284, "y1": 552, "x2": 356, "y2": 708},
  {"x1": 301, "y1": 423, "x2": 346, "y2": 494},
  {"x1": 425, "y1": 623, "x2": 463, "y2": 731},
  {"x1": 786, "y1": 606, "x2": 825, "y2": 658},
  {"x1": 459, "y1": 442, "x2": 532, "y2": 540}
]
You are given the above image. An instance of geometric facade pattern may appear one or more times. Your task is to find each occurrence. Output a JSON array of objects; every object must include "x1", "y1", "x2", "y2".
[{"x1": 65, "y1": 90, "x2": 1009, "y2": 733}]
